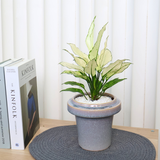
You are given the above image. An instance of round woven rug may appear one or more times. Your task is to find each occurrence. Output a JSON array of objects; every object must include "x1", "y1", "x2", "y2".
[{"x1": 29, "y1": 125, "x2": 156, "y2": 160}]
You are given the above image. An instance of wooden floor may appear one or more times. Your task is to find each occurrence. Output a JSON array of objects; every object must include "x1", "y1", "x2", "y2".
[{"x1": 0, "y1": 118, "x2": 158, "y2": 160}]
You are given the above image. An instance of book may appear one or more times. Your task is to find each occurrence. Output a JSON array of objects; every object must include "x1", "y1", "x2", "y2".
[
  {"x1": 5, "y1": 59, "x2": 40, "y2": 150},
  {"x1": 0, "y1": 59, "x2": 23, "y2": 148}
]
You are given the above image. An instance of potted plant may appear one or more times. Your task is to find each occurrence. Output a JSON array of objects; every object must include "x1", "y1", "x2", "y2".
[{"x1": 60, "y1": 16, "x2": 131, "y2": 151}]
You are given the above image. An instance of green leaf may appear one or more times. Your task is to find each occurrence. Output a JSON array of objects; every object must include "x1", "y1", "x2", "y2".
[
  {"x1": 85, "y1": 16, "x2": 96, "y2": 52},
  {"x1": 97, "y1": 49, "x2": 112, "y2": 68},
  {"x1": 63, "y1": 81, "x2": 85, "y2": 90},
  {"x1": 60, "y1": 88, "x2": 87, "y2": 99},
  {"x1": 88, "y1": 22, "x2": 108, "y2": 60},
  {"x1": 62, "y1": 70, "x2": 89, "y2": 82},
  {"x1": 102, "y1": 78, "x2": 126, "y2": 92},
  {"x1": 68, "y1": 43, "x2": 89, "y2": 63},
  {"x1": 59, "y1": 62, "x2": 83, "y2": 72},
  {"x1": 84, "y1": 59, "x2": 97, "y2": 76}
]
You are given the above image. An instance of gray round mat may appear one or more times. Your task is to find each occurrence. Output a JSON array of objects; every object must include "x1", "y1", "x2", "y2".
[{"x1": 29, "y1": 125, "x2": 156, "y2": 160}]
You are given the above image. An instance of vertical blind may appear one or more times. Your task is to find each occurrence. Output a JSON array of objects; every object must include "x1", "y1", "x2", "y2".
[{"x1": 0, "y1": 0, "x2": 160, "y2": 151}]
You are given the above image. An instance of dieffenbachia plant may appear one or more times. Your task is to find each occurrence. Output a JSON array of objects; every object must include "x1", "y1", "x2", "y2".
[{"x1": 60, "y1": 17, "x2": 131, "y2": 101}]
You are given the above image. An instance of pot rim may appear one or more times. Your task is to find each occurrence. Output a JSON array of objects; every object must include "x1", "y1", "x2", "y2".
[{"x1": 67, "y1": 93, "x2": 121, "y2": 118}]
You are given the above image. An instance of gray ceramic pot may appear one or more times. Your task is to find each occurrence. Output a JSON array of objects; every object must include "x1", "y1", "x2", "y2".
[{"x1": 67, "y1": 93, "x2": 121, "y2": 151}]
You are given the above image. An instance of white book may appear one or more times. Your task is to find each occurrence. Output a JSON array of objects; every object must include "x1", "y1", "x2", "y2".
[
  {"x1": 0, "y1": 58, "x2": 23, "y2": 148},
  {"x1": 5, "y1": 59, "x2": 40, "y2": 150}
]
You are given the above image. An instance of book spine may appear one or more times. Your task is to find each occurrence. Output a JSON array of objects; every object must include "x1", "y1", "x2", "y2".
[
  {"x1": 0, "y1": 67, "x2": 10, "y2": 148},
  {"x1": 5, "y1": 67, "x2": 24, "y2": 150}
]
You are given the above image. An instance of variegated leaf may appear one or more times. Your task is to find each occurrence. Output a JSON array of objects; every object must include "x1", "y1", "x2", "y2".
[
  {"x1": 74, "y1": 57, "x2": 86, "y2": 68},
  {"x1": 97, "y1": 49, "x2": 112, "y2": 67},
  {"x1": 96, "y1": 65, "x2": 102, "y2": 72},
  {"x1": 85, "y1": 16, "x2": 96, "y2": 52},
  {"x1": 88, "y1": 22, "x2": 108, "y2": 60},
  {"x1": 104, "y1": 36, "x2": 109, "y2": 49},
  {"x1": 84, "y1": 59, "x2": 97, "y2": 76},
  {"x1": 102, "y1": 59, "x2": 130, "y2": 80},
  {"x1": 102, "y1": 59, "x2": 125, "y2": 76},
  {"x1": 63, "y1": 49, "x2": 74, "y2": 58},
  {"x1": 116, "y1": 62, "x2": 131, "y2": 74},
  {"x1": 62, "y1": 70, "x2": 89, "y2": 82},
  {"x1": 68, "y1": 43, "x2": 89, "y2": 63},
  {"x1": 63, "y1": 49, "x2": 86, "y2": 68},
  {"x1": 97, "y1": 36, "x2": 111, "y2": 67},
  {"x1": 59, "y1": 62, "x2": 83, "y2": 72}
]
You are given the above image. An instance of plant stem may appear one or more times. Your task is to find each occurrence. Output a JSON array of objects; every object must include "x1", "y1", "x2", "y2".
[
  {"x1": 84, "y1": 88, "x2": 90, "y2": 98},
  {"x1": 83, "y1": 94, "x2": 88, "y2": 100},
  {"x1": 99, "y1": 90, "x2": 105, "y2": 99}
]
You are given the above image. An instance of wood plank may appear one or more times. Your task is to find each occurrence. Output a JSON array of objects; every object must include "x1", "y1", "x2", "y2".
[{"x1": 0, "y1": 118, "x2": 158, "y2": 160}]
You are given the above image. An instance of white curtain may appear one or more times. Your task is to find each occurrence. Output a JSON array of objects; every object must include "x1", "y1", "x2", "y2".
[{"x1": 0, "y1": 0, "x2": 160, "y2": 154}]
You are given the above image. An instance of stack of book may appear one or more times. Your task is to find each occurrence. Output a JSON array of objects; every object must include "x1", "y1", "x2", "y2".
[{"x1": 0, "y1": 58, "x2": 40, "y2": 150}]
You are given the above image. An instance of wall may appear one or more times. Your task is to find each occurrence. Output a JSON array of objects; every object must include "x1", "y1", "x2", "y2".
[{"x1": 0, "y1": 0, "x2": 160, "y2": 147}]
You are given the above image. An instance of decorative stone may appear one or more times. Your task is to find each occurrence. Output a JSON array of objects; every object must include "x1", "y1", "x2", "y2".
[{"x1": 75, "y1": 95, "x2": 112, "y2": 105}]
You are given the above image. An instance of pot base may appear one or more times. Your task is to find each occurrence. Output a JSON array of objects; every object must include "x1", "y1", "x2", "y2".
[
  {"x1": 79, "y1": 145, "x2": 110, "y2": 152},
  {"x1": 76, "y1": 116, "x2": 113, "y2": 151}
]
